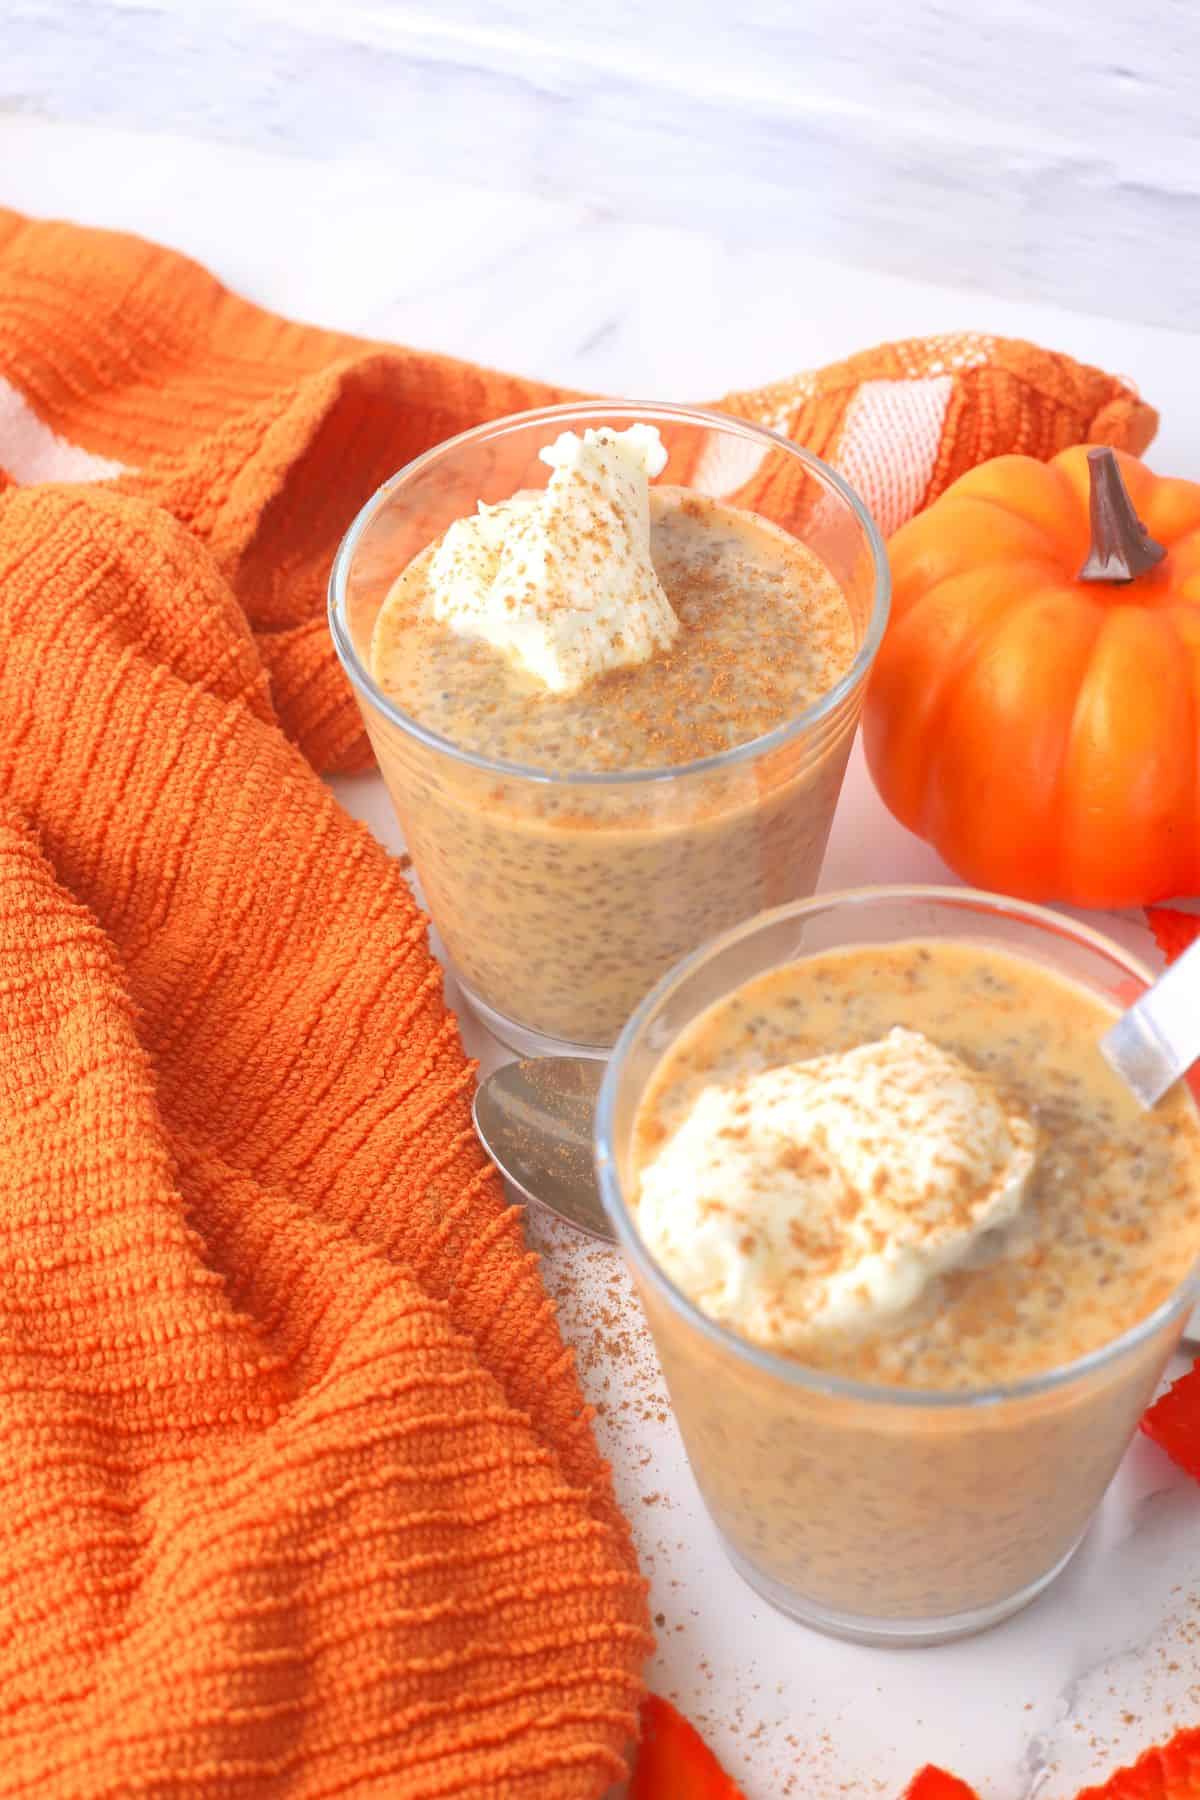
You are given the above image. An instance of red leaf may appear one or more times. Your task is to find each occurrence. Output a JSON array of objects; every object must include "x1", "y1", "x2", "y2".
[
  {"x1": 1142, "y1": 1361, "x2": 1200, "y2": 1482},
  {"x1": 1147, "y1": 906, "x2": 1200, "y2": 966},
  {"x1": 629, "y1": 1695, "x2": 748, "y2": 1800},
  {"x1": 1072, "y1": 1724, "x2": 1200, "y2": 1797},
  {"x1": 901, "y1": 1766, "x2": 981, "y2": 1800}
]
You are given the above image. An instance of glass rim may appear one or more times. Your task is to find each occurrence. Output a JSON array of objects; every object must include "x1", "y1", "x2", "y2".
[
  {"x1": 595, "y1": 882, "x2": 1199, "y2": 1410},
  {"x1": 326, "y1": 399, "x2": 891, "y2": 789}
]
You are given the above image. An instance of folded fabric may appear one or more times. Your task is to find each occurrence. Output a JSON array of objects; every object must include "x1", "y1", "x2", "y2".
[
  {"x1": 0, "y1": 206, "x2": 1158, "y2": 1797},
  {"x1": 0, "y1": 208, "x2": 1155, "y2": 779}
]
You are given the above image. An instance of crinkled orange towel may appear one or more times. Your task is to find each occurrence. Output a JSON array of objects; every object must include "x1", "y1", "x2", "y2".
[{"x1": 0, "y1": 207, "x2": 1156, "y2": 1798}]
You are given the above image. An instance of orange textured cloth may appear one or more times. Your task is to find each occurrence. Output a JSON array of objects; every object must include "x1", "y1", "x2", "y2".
[
  {"x1": 0, "y1": 209, "x2": 1155, "y2": 779},
  {"x1": 0, "y1": 207, "x2": 1158, "y2": 1798}
]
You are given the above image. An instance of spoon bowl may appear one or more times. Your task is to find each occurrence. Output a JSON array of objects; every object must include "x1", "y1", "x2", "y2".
[{"x1": 473, "y1": 1056, "x2": 613, "y2": 1241}]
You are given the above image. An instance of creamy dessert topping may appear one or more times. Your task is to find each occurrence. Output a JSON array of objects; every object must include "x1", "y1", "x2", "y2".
[
  {"x1": 425, "y1": 423, "x2": 678, "y2": 692},
  {"x1": 636, "y1": 1026, "x2": 1038, "y2": 1351}
]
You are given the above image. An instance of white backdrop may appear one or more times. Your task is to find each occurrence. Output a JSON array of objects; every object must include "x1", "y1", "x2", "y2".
[{"x1": 5, "y1": 0, "x2": 1198, "y2": 329}]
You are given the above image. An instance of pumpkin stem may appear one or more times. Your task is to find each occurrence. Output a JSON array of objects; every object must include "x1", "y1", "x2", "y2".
[{"x1": 1078, "y1": 447, "x2": 1166, "y2": 582}]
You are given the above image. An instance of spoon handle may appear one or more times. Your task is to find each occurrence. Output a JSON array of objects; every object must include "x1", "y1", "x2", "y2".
[{"x1": 1101, "y1": 934, "x2": 1200, "y2": 1109}]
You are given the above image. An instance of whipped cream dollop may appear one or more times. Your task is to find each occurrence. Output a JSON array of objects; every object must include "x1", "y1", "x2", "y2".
[
  {"x1": 636, "y1": 1027, "x2": 1038, "y2": 1352},
  {"x1": 424, "y1": 423, "x2": 679, "y2": 693}
]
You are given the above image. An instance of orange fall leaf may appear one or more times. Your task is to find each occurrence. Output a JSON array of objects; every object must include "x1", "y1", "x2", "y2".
[
  {"x1": 629, "y1": 1695, "x2": 748, "y2": 1800},
  {"x1": 902, "y1": 1766, "x2": 981, "y2": 1799},
  {"x1": 1142, "y1": 1360, "x2": 1200, "y2": 1483}
]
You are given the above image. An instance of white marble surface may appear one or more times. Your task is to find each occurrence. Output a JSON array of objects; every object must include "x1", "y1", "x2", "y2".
[
  {"x1": 8, "y1": 0, "x2": 1200, "y2": 328},
  {"x1": 5, "y1": 113, "x2": 1200, "y2": 1799}
]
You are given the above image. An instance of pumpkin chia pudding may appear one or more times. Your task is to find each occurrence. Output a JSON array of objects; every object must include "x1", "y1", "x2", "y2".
[
  {"x1": 335, "y1": 406, "x2": 885, "y2": 1051},
  {"x1": 599, "y1": 891, "x2": 1200, "y2": 1642}
]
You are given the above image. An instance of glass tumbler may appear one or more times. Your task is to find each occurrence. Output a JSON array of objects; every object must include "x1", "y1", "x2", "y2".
[
  {"x1": 328, "y1": 402, "x2": 888, "y2": 1055},
  {"x1": 595, "y1": 886, "x2": 1200, "y2": 1645}
]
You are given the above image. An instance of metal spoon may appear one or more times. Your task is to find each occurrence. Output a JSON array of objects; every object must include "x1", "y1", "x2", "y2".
[
  {"x1": 1101, "y1": 934, "x2": 1200, "y2": 1109},
  {"x1": 1100, "y1": 937, "x2": 1200, "y2": 1346},
  {"x1": 472, "y1": 1056, "x2": 613, "y2": 1241},
  {"x1": 473, "y1": 944, "x2": 1200, "y2": 1251}
]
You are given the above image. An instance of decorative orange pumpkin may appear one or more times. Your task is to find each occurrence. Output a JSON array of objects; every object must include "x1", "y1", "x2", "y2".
[{"x1": 864, "y1": 445, "x2": 1200, "y2": 907}]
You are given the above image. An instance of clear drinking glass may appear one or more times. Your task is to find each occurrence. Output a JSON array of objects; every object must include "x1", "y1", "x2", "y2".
[
  {"x1": 595, "y1": 887, "x2": 1200, "y2": 1646},
  {"x1": 328, "y1": 402, "x2": 888, "y2": 1055}
]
